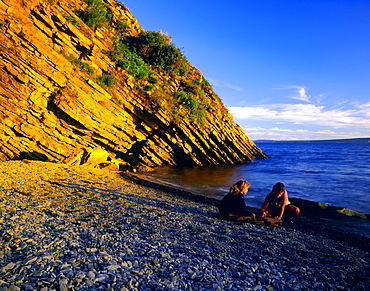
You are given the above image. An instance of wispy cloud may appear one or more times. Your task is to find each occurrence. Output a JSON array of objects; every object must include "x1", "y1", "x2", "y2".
[
  {"x1": 293, "y1": 86, "x2": 310, "y2": 102},
  {"x1": 355, "y1": 101, "x2": 370, "y2": 117},
  {"x1": 208, "y1": 78, "x2": 244, "y2": 91},
  {"x1": 274, "y1": 85, "x2": 311, "y2": 102},
  {"x1": 228, "y1": 84, "x2": 370, "y2": 140},
  {"x1": 242, "y1": 126, "x2": 370, "y2": 141},
  {"x1": 229, "y1": 102, "x2": 370, "y2": 129}
]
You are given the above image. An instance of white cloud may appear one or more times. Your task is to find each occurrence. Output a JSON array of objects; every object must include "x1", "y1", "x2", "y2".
[
  {"x1": 241, "y1": 126, "x2": 309, "y2": 140},
  {"x1": 274, "y1": 85, "x2": 311, "y2": 102},
  {"x1": 229, "y1": 103, "x2": 370, "y2": 128},
  {"x1": 355, "y1": 102, "x2": 370, "y2": 117},
  {"x1": 242, "y1": 126, "x2": 370, "y2": 141},
  {"x1": 227, "y1": 84, "x2": 370, "y2": 140},
  {"x1": 208, "y1": 78, "x2": 244, "y2": 91},
  {"x1": 295, "y1": 87, "x2": 310, "y2": 102}
]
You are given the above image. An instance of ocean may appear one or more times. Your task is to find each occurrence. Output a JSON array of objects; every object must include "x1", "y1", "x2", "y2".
[{"x1": 139, "y1": 142, "x2": 370, "y2": 216}]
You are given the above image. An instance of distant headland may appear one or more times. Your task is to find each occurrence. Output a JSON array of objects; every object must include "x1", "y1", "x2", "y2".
[{"x1": 254, "y1": 138, "x2": 370, "y2": 143}]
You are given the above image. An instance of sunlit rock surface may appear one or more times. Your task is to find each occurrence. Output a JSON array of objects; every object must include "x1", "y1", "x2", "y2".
[{"x1": 0, "y1": 0, "x2": 266, "y2": 169}]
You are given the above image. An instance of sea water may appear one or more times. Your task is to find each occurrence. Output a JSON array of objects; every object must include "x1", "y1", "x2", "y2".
[
  {"x1": 139, "y1": 142, "x2": 370, "y2": 214},
  {"x1": 138, "y1": 142, "x2": 370, "y2": 236}
]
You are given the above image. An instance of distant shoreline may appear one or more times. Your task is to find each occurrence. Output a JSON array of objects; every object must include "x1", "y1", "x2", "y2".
[{"x1": 254, "y1": 137, "x2": 370, "y2": 143}]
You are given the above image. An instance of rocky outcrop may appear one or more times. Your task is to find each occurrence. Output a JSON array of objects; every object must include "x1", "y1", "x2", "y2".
[
  {"x1": 289, "y1": 198, "x2": 370, "y2": 220},
  {"x1": 0, "y1": 0, "x2": 266, "y2": 170}
]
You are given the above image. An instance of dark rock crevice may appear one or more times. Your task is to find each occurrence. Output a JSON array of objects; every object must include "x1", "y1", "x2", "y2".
[{"x1": 46, "y1": 100, "x2": 87, "y2": 130}]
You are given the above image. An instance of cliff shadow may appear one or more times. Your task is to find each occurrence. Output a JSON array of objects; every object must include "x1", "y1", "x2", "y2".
[{"x1": 16, "y1": 151, "x2": 49, "y2": 161}]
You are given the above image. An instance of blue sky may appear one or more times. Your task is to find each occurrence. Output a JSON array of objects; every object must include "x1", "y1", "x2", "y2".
[{"x1": 120, "y1": 0, "x2": 370, "y2": 140}]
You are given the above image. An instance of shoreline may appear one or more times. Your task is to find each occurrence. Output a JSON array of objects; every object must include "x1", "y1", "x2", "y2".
[
  {"x1": 133, "y1": 162, "x2": 370, "y2": 219},
  {"x1": 0, "y1": 160, "x2": 369, "y2": 290},
  {"x1": 126, "y1": 172, "x2": 370, "y2": 239}
]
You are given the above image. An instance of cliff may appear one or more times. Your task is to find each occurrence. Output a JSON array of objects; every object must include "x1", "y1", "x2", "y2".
[{"x1": 0, "y1": 0, "x2": 266, "y2": 171}]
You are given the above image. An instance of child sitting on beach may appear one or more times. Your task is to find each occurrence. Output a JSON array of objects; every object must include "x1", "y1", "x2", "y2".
[
  {"x1": 260, "y1": 182, "x2": 300, "y2": 225},
  {"x1": 219, "y1": 180, "x2": 256, "y2": 222}
]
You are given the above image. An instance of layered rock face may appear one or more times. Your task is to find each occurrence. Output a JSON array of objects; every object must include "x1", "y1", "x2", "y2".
[{"x1": 0, "y1": 0, "x2": 266, "y2": 170}]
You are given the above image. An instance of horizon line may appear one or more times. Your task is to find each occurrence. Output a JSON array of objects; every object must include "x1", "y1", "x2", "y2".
[{"x1": 254, "y1": 137, "x2": 370, "y2": 143}]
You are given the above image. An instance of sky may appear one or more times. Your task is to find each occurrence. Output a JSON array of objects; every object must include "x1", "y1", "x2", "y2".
[{"x1": 120, "y1": 0, "x2": 370, "y2": 141}]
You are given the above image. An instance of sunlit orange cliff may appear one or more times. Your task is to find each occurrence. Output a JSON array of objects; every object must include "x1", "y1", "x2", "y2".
[{"x1": 0, "y1": 0, "x2": 266, "y2": 171}]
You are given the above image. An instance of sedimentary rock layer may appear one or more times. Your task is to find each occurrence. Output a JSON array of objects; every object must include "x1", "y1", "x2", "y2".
[{"x1": 0, "y1": 0, "x2": 266, "y2": 170}]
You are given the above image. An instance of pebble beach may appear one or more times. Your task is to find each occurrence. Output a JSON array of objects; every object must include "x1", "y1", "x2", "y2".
[{"x1": 0, "y1": 161, "x2": 369, "y2": 291}]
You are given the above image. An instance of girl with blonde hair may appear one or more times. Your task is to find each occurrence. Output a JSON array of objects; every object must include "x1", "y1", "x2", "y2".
[{"x1": 219, "y1": 180, "x2": 256, "y2": 221}]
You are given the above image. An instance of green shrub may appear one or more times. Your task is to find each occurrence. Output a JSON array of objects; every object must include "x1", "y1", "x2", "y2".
[
  {"x1": 96, "y1": 74, "x2": 116, "y2": 88},
  {"x1": 171, "y1": 84, "x2": 213, "y2": 125},
  {"x1": 191, "y1": 109, "x2": 207, "y2": 125},
  {"x1": 104, "y1": 31, "x2": 188, "y2": 80},
  {"x1": 126, "y1": 31, "x2": 188, "y2": 73},
  {"x1": 201, "y1": 78, "x2": 211, "y2": 88},
  {"x1": 116, "y1": 53, "x2": 149, "y2": 80},
  {"x1": 114, "y1": 97, "x2": 123, "y2": 105},
  {"x1": 63, "y1": 15, "x2": 80, "y2": 26},
  {"x1": 174, "y1": 91, "x2": 199, "y2": 110},
  {"x1": 180, "y1": 80, "x2": 198, "y2": 95},
  {"x1": 114, "y1": 18, "x2": 130, "y2": 35},
  {"x1": 144, "y1": 85, "x2": 154, "y2": 91},
  {"x1": 71, "y1": 58, "x2": 94, "y2": 75},
  {"x1": 148, "y1": 72, "x2": 158, "y2": 84},
  {"x1": 61, "y1": 51, "x2": 94, "y2": 75},
  {"x1": 105, "y1": 39, "x2": 151, "y2": 80},
  {"x1": 75, "y1": 0, "x2": 112, "y2": 30},
  {"x1": 174, "y1": 62, "x2": 189, "y2": 76}
]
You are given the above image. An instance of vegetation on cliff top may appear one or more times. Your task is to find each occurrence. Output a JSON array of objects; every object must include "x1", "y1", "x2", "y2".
[{"x1": 71, "y1": 0, "x2": 216, "y2": 125}]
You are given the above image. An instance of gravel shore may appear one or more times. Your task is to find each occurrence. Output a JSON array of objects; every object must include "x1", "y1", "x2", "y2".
[{"x1": 0, "y1": 161, "x2": 369, "y2": 291}]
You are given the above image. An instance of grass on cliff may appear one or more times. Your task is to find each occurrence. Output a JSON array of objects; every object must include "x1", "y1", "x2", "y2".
[
  {"x1": 63, "y1": 15, "x2": 80, "y2": 27},
  {"x1": 104, "y1": 31, "x2": 188, "y2": 80},
  {"x1": 60, "y1": 51, "x2": 116, "y2": 90},
  {"x1": 75, "y1": 0, "x2": 112, "y2": 30},
  {"x1": 104, "y1": 30, "x2": 211, "y2": 124},
  {"x1": 125, "y1": 31, "x2": 189, "y2": 76},
  {"x1": 171, "y1": 79, "x2": 213, "y2": 125},
  {"x1": 103, "y1": 40, "x2": 151, "y2": 80},
  {"x1": 96, "y1": 74, "x2": 116, "y2": 90},
  {"x1": 71, "y1": 0, "x2": 215, "y2": 125}
]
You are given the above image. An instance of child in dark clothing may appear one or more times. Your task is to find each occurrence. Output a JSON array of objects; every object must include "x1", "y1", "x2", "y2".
[{"x1": 219, "y1": 180, "x2": 256, "y2": 222}]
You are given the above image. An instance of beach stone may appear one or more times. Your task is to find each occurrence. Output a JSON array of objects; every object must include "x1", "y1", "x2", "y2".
[
  {"x1": 85, "y1": 279, "x2": 94, "y2": 287},
  {"x1": 87, "y1": 271, "x2": 95, "y2": 280},
  {"x1": 107, "y1": 264, "x2": 120, "y2": 271},
  {"x1": 95, "y1": 274, "x2": 110, "y2": 282},
  {"x1": 59, "y1": 283, "x2": 68, "y2": 291},
  {"x1": 3, "y1": 263, "x2": 16, "y2": 271},
  {"x1": 22, "y1": 257, "x2": 37, "y2": 265},
  {"x1": 59, "y1": 278, "x2": 68, "y2": 285}
]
